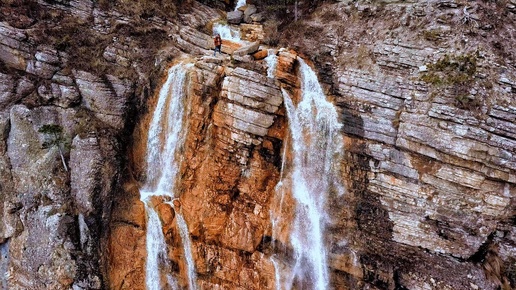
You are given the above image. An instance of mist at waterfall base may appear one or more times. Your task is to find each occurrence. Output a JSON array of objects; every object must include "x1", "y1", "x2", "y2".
[
  {"x1": 271, "y1": 58, "x2": 344, "y2": 290},
  {"x1": 139, "y1": 63, "x2": 197, "y2": 290}
]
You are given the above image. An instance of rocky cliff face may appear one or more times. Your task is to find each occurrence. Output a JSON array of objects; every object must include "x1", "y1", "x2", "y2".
[{"x1": 0, "y1": 0, "x2": 515, "y2": 289}]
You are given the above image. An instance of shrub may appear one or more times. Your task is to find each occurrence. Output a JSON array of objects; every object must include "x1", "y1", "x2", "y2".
[{"x1": 420, "y1": 53, "x2": 481, "y2": 110}]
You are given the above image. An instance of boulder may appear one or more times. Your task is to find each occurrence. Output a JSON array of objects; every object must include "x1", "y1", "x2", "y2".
[
  {"x1": 233, "y1": 41, "x2": 260, "y2": 56},
  {"x1": 250, "y1": 12, "x2": 265, "y2": 22},
  {"x1": 232, "y1": 54, "x2": 254, "y2": 63},
  {"x1": 227, "y1": 10, "x2": 243, "y2": 24},
  {"x1": 244, "y1": 5, "x2": 257, "y2": 17},
  {"x1": 252, "y1": 50, "x2": 268, "y2": 60},
  {"x1": 240, "y1": 24, "x2": 265, "y2": 42},
  {"x1": 221, "y1": 39, "x2": 243, "y2": 55}
]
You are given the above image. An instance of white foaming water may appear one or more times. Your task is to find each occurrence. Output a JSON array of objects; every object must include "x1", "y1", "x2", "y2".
[
  {"x1": 211, "y1": 0, "x2": 246, "y2": 43},
  {"x1": 264, "y1": 50, "x2": 278, "y2": 79},
  {"x1": 0, "y1": 240, "x2": 8, "y2": 290},
  {"x1": 143, "y1": 201, "x2": 177, "y2": 290},
  {"x1": 174, "y1": 205, "x2": 197, "y2": 290},
  {"x1": 142, "y1": 63, "x2": 192, "y2": 197},
  {"x1": 235, "y1": 0, "x2": 246, "y2": 10},
  {"x1": 275, "y1": 58, "x2": 344, "y2": 290},
  {"x1": 140, "y1": 62, "x2": 196, "y2": 290},
  {"x1": 212, "y1": 23, "x2": 241, "y2": 43}
]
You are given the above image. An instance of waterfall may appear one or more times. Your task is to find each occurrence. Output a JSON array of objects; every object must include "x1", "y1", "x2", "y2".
[
  {"x1": 264, "y1": 50, "x2": 278, "y2": 79},
  {"x1": 174, "y1": 205, "x2": 197, "y2": 290},
  {"x1": 273, "y1": 58, "x2": 344, "y2": 290},
  {"x1": 235, "y1": 0, "x2": 246, "y2": 10},
  {"x1": 211, "y1": 0, "x2": 246, "y2": 42},
  {"x1": 212, "y1": 23, "x2": 241, "y2": 43},
  {"x1": 142, "y1": 202, "x2": 178, "y2": 290},
  {"x1": 0, "y1": 240, "x2": 8, "y2": 290},
  {"x1": 140, "y1": 62, "x2": 197, "y2": 290}
]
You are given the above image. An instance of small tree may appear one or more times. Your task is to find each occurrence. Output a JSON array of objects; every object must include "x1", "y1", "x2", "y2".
[{"x1": 39, "y1": 124, "x2": 68, "y2": 172}]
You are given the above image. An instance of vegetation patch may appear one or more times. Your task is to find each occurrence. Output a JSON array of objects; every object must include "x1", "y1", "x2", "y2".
[
  {"x1": 422, "y1": 29, "x2": 444, "y2": 42},
  {"x1": 420, "y1": 53, "x2": 482, "y2": 110},
  {"x1": 39, "y1": 124, "x2": 69, "y2": 172}
]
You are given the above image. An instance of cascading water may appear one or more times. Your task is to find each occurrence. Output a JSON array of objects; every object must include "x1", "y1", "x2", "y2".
[
  {"x1": 264, "y1": 50, "x2": 278, "y2": 79},
  {"x1": 211, "y1": 0, "x2": 246, "y2": 42},
  {"x1": 272, "y1": 58, "x2": 344, "y2": 290},
  {"x1": 173, "y1": 204, "x2": 197, "y2": 290},
  {"x1": 235, "y1": 0, "x2": 247, "y2": 10},
  {"x1": 0, "y1": 240, "x2": 8, "y2": 290},
  {"x1": 142, "y1": 203, "x2": 178, "y2": 290},
  {"x1": 212, "y1": 23, "x2": 241, "y2": 43},
  {"x1": 140, "y1": 62, "x2": 197, "y2": 290}
]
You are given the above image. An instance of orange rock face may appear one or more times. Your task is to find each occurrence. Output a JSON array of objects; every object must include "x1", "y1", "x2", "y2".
[
  {"x1": 106, "y1": 51, "x2": 294, "y2": 289},
  {"x1": 107, "y1": 184, "x2": 146, "y2": 290},
  {"x1": 252, "y1": 49, "x2": 268, "y2": 60}
]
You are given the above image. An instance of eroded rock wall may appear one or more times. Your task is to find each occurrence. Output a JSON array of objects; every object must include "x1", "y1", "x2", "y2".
[
  {"x1": 0, "y1": 0, "x2": 214, "y2": 289},
  {"x1": 292, "y1": 1, "x2": 516, "y2": 289}
]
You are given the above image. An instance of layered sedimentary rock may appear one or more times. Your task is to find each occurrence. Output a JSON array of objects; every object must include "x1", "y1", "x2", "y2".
[{"x1": 0, "y1": 0, "x2": 514, "y2": 290}]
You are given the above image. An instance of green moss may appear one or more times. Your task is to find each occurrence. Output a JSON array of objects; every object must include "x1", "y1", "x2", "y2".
[
  {"x1": 420, "y1": 53, "x2": 481, "y2": 110},
  {"x1": 420, "y1": 53, "x2": 477, "y2": 86},
  {"x1": 423, "y1": 29, "x2": 442, "y2": 42},
  {"x1": 420, "y1": 73, "x2": 443, "y2": 85}
]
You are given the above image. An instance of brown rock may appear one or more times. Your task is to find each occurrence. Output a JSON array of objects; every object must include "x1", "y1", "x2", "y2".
[
  {"x1": 252, "y1": 50, "x2": 268, "y2": 60},
  {"x1": 221, "y1": 39, "x2": 243, "y2": 55},
  {"x1": 240, "y1": 24, "x2": 265, "y2": 42},
  {"x1": 156, "y1": 202, "x2": 175, "y2": 226}
]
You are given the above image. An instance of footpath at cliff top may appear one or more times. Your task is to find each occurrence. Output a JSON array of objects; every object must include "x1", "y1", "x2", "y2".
[{"x1": 0, "y1": 0, "x2": 515, "y2": 289}]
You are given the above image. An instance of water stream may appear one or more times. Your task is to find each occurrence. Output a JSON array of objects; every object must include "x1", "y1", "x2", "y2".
[
  {"x1": 212, "y1": 23, "x2": 241, "y2": 42},
  {"x1": 235, "y1": 0, "x2": 247, "y2": 10},
  {"x1": 211, "y1": 0, "x2": 246, "y2": 42},
  {"x1": 174, "y1": 204, "x2": 197, "y2": 290},
  {"x1": 140, "y1": 62, "x2": 197, "y2": 290},
  {"x1": 0, "y1": 240, "x2": 8, "y2": 290},
  {"x1": 273, "y1": 58, "x2": 344, "y2": 289},
  {"x1": 264, "y1": 50, "x2": 278, "y2": 79}
]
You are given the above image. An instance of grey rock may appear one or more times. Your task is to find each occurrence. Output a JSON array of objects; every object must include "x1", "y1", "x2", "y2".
[
  {"x1": 233, "y1": 41, "x2": 260, "y2": 56},
  {"x1": 221, "y1": 67, "x2": 282, "y2": 114},
  {"x1": 15, "y1": 77, "x2": 35, "y2": 99},
  {"x1": 214, "y1": 100, "x2": 275, "y2": 137},
  {"x1": 70, "y1": 135, "x2": 102, "y2": 215},
  {"x1": 178, "y1": 27, "x2": 213, "y2": 52},
  {"x1": 7, "y1": 105, "x2": 74, "y2": 200},
  {"x1": 74, "y1": 70, "x2": 129, "y2": 129},
  {"x1": 200, "y1": 56, "x2": 223, "y2": 64},
  {"x1": 0, "y1": 72, "x2": 16, "y2": 109},
  {"x1": 244, "y1": 5, "x2": 257, "y2": 17},
  {"x1": 232, "y1": 54, "x2": 254, "y2": 62},
  {"x1": 227, "y1": 10, "x2": 244, "y2": 25},
  {"x1": 51, "y1": 83, "x2": 81, "y2": 108},
  {"x1": 250, "y1": 12, "x2": 265, "y2": 22},
  {"x1": 0, "y1": 22, "x2": 30, "y2": 71},
  {"x1": 38, "y1": 84, "x2": 54, "y2": 104},
  {"x1": 5, "y1": 104, "x2": 79, "y2": 289},
  {"x1": 26, "y1": 46, "x2": 61, "y2": 79},
  {"x1": 243, "y1": 14, "x2": 253, "y2": 24}
]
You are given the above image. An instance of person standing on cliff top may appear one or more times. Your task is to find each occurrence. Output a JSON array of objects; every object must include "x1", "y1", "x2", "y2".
[{"x1": 214, "y1": 33, "x2": 222, "y2": 56}]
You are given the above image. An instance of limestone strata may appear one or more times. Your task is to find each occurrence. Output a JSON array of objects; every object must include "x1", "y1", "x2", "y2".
[{"x1": 0, "y1": 0, "x2": 515, "y2": 290}]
